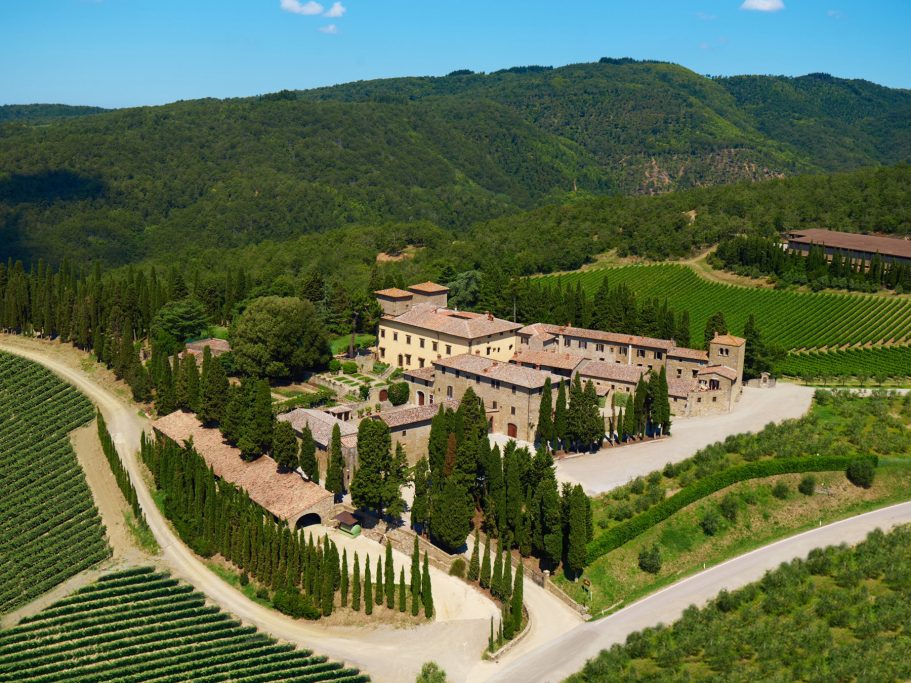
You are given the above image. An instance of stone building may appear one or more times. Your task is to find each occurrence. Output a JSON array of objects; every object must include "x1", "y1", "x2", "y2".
[
  {"x1": 369, "y1": 399, "x2": 460, "y2": 465},
  {"x1": 277, "y1": 408, "x2": 359, "y2": 487},
  {"x1": 375, "y1": 282, "x2": 522, "y2": 371}
]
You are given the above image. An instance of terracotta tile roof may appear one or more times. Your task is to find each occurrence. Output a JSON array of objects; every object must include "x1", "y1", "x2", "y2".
[
  {"x1": 698, "y1": 365, "x2": 740, "y2": 381},
  {"x1": 278, "y1": 408, "x2": 358, "y2": 448},
  {"x1": 576, "y1": 360, "x2": 647, "y2": 385},
  {"x1": 375, "y1": 399, "x2": 460, "y2": 429},
  {"x1": 788, "y1": 229, "x2": 911, "y2": 260},
  {"x1": 181, "y1": 338, "x2": 231, "y2": 361},
  {"x1": 711, "y1": 334, "x2": 746, "y2": 347},
  {"x1": 434, "y1": 354, "x2": 555, "y2": 390},
  {"x1": 668, "y1": 346, "x2": 709, "y2": 361},
  {"x1": 151, "y1": 411, "x2": 332, "y2": 524},
  {"x1": 667, "y1": 378, "x2": 696, "y2": 398},
  {"x1": 520, "y1": 323, "x2": 675, "y2": 351},
  {"x1": 334, "y1": 511, "x2": 359, "y2": 526},
  {"x1": 404, "y1": 366, "x2": 436, "y2": 382},
  {"x1": 389, "y1": 304, "x2": 522, "y2": 339},
  {"x1": 374, "y1": 287, "x2": 414, "y2": 299},
  {"x1": 517, "y1": 323, "x2": 556, "y2": 343},
  {"x1": 408, "y1": 281, "x2": 449, "y2": 294},
  {"x1": 511, "y1": 350, "x2": 586, "y2": 372}
]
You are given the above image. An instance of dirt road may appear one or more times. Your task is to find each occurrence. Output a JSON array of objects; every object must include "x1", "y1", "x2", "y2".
[
  {"x1": 490, "y1": 500, "x2": 911, "y2": 683},
  {"x1": 557, "y1": 383, "x2": 815, "y2": 494},
  {"x1": 0, "y1": 337, "x2": 496, "y2": 683}
]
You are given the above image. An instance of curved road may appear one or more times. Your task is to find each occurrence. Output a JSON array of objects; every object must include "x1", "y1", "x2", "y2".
[
  {"x1": 489, "y1": 500, "x2": 911, "y2": 682},
  {"x1": 0, "y1": 340, "x2": 494, "y2": 683}
]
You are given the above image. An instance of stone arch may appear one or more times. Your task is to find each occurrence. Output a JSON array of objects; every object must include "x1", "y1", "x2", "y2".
[{"x1": 296, "y1": 512, "x2": 322, "y2": 528}]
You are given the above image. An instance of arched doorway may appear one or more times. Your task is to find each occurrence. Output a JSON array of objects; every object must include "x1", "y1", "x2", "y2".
[
  {"x1": 379, "y1": 388, "x2": 388, "y2": 401},
  {"x1": 417, "y1": 391, "x2": 425, "y2": 406},
  {"x1": 507, "y1": 423, "x2": 518, "y2": 438},
  {"x1": 296, "y1": 513, "x2": 322, "y2": 528}
]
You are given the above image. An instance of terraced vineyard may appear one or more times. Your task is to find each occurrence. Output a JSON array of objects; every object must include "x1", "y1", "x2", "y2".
[
  {"x1": 778, "y1": 346, "x2": 911, "y2": 380},
  {"x1": 0, "y1": 568, "x2": 368, "y2": 683},
  {"x1": 0, "y1": 352, "x2": 110, "y2": 614},
  {"x1": 540, "y1": 264, "x2": 911, "y2": 351}
]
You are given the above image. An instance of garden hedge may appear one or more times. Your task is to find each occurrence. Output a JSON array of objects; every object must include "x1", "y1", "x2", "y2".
[{"x1": 586, "y1": 454, "x2": 879, "y2": 564}]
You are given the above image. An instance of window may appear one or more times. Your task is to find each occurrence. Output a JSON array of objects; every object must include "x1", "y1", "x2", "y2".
[
  {"x1": 406, "y1": 335, "x2": 411, "y2": 345},
  {"x1": 676, "y1": 368, "x2": 682, "y2": 377},
  {"x1": 595, "y1": 343, "x2": 604, "y2": 352},
  {"x1": 432, "y1": 341, "x2": 438, "y2": 352},
  {"x1": 580, "y1": 340, "x2": 588, "y2": 349},
  {"x1": 402, "y1": 430, "x2": 407, "y2": 436},
  {"x1": 446, "y1": 344, "x2": 452, "y2": 355},
  {"x1": 697, "y1": 397, "x2": 702, "y2": 403},
  {"x1": 564, "y1": 338, "x2": 570, "y2": 347},
  {"x1": 493, "y1": 380, "x2": 501, "y2": 390},
  {"x1": 380, "y1": 329, "x2": 386, "y2": 338},
  {"x1": 655, "y1": 351, "x2": 663, "y2": 360},
  {"x1": 636, "y1": 349, "x2": 646, "y2": 358},
  {"x1": 419, "y1": 338, "x2": 425, "y2": 348},
  {"x1": 692, "y1": 369, "x2": 699, "y2": 378},
  {"x1": 511, "y1": 386, "x2": 516, "y2": 395},
  {"x1": 521, "y1": 337, "x2": 528, "y2": 345},
  {"x1": 511, "y1": 406, "x2": 516, "y2": 415},
  {"x1": 486, "y1": 347, "x2": 491, "y2": 355},
  {"x1": 380, "y1": 347, "x2": 386, "y2": 358},
  {"x1": 492, "y1": 401, "x2": 498, "y2": 409},
  {"x1": 712, "y1": 397, "x2": 717, "y2": 403},
  {"x1": 405, "y1": 354, "x2": 411, "y2": 365},
  {"x1": 393, "y1": 332, "x2": 398, "y2": 342},
  {"x1": 447, "y1": 386, "x2": 453, "y2": 398},
  {"x1": 419, "y1": 358, "x2": 425, "y2": 368}
]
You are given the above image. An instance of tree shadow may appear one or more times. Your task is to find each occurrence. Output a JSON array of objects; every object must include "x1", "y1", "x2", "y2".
[{"x1": 0, "y1": 170, "x2": 106, "y2": 204}]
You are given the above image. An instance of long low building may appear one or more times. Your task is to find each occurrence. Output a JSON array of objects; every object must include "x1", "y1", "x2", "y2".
[
  {"x1": 786, "y1": 228, "x2": 911, "y2": 265},
  {"x1": 152, "y1": 411, "x2": 334, "y2": 527}
]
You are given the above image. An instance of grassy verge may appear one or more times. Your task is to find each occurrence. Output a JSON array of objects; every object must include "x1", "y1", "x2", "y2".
[
  {"x1": 330, "y1": 334, "x2": 376, "y2": 355},
  {"x1": 556, "y1": 461, "x2": 911, "y2": 616},
  {"x1": 205, "y1": 560, "x2": 273, "y2": 608},
  {"x1": 123, "y1": 510, "x2": 159, "y2": 554}
]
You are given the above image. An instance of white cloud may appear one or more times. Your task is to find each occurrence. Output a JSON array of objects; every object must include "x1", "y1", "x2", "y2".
[
  {"x1": 740, "y1": 0, "x2": 785, "y2": 11},
  {"x1": 280, "y1": 0, "x2": 324, "y2": 16},
  {"x1": 324, "y1": 2, "x2": 346, "y2": 18},
  {"x1": 318, "y1": 23, "x2": 339, "y2": 34}
]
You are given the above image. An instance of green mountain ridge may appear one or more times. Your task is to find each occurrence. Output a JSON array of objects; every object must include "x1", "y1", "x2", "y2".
[{"x1": 1, "y1": 59, "x2": 909, "y2": 267}]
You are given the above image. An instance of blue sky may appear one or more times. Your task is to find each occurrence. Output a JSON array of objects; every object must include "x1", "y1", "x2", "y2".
[{"x1": 1, "y1": 1, "x2": 908, "y2": 108}]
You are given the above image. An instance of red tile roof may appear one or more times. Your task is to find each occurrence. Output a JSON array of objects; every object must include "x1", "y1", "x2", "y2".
[
  {"x1": 434, "y1": 354, "x2": 556, "y2": 389},
  {"x1": 374, "y1": 287, "x2": 414, "y2": 299},
  {"x1": 668, "y1": 346, "x2": 709, "y2": 361},
  {"x1": 278, "y1": 408, "x2": 358, "y2": 448},
  {"x1": 408, "y1": 281, "x2": 450, "y2": 294},
  {"x1": 576, "y1": 360, "x2": 647, "y2": 385},
  {"x1": 375, "y1": 399, "x2": 460, "y2": 429},
  {"x1": 152, "y1": 411, "x2": 332, "y2": 524},
  {"x1": 788, "y1": 229, "x2": 911, "y2": 260},
  {"x1": 711, "y1": 334, "x2": 746, "y2": 347},
  {"x1": 519, "y1": 323, "x2": 675, "y2": 351},
  {"x1": 389, "y1": 304, "x2": 522, "y2": 339},
  {"x1": 667, "y1": 378, "x2": 696, "y2": 398},
  {"x1": 404, "y1": 366, "x2": 436, "y2": 382},
  {"x1": 698, "y1": 365, "x2": 740, "y2": 381},
  {"x1": 511, "y1": 350, "x2": 586, "y2": 372}
]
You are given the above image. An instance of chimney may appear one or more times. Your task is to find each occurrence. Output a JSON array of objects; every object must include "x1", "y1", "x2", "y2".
[{"x1": 486, "y1": 311, "x2": 493, "y2": 321}]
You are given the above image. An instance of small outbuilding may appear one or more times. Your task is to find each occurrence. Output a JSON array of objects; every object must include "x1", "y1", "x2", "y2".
[{"x1": 334, "y1": 511, "x2": 361, "y2": 537}]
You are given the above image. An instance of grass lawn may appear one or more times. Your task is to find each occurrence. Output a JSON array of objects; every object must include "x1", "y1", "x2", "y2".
[
  {"x1": 330, "y1": 334, "x2": 376, "y2": 355},
  {"x1": 556, "y1": 461, "x2": 911, "y2": 616},
  {"x1": 205, "y1": 325, "x2": 229, "y2": 340}
]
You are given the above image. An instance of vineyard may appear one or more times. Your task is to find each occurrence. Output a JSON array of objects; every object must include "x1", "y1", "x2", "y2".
[
  {"x1": 539, "y1": 264, "x2": 911, "y2": 351},
  {"x1": 778, "y1": 346, "x2": 911, "y2": 380},
  {"x1": 0, "y1": 567, "x2": 369, "y2": 683},
  {"x1": 0, "y1": 352, "x2": 110, "y2": 615}
]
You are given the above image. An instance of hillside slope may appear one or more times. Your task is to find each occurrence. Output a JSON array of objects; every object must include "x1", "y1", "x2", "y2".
[{"x1": 1, "y1": 59, "x2": 909, "y2": 267}]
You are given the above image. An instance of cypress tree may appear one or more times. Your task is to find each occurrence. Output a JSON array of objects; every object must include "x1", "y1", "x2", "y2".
[
  {"x1": 375, "y1": 556, "x2": 384, "y2": 606},
  {"x1": 468, "y1": 533, "x2": 480, "y2": 581},
  {"x1": 155, "y1": 355, "x2": 177, "y2": 416},
  {"x1": 174, "y1": 354, "x2": 188, "y2": 409},
  {"x1": 340, "y1": 548, "x2": 349, "y2": 607},
  {"x1": 298, "y1": 424, "x2": 319, "y2": 483},
  {"x1": 492, "y1": 542, "x2": 503, "y2": 599},
  {"x1": 411, "y1": 456, "x2": 430, "y2": 532},
  {"x1": 430, "y1": 475, "x2": 471, "y2": 553},
  {"x1": 676, "y1": 310, "x2": 691, "y2": 348},
  {"x1": 398, "y1": 568, "x2": 406, "y2": 613},
  {"x1": 352, "y1": 552, "x2": 361, "y2": 611},
  {"x1": 511, "y1": 562, "x2": 524, "y2": 636},
  {"x1": 703, "y1": 310, "x2": 728, "y2": 349},
  {"x1": 272, "y1": 420, "x2": 299, "y2": 473},
  {"x1": 325, "y1": 423, "x2": 345, "y2": 498},
  {"x1": 502, "y1": 550, "x2": 513, "y2": 600},
  {"x1": 184, "y1": 353, "x2": 200, "y2": 413},
  {"x1": 364, "y1": 559, "x2": 373, "y2": 615},
  {"x1": 410, "y1": 536, "x2": 421, "y2": 596},
  {"x1": 427, "y1": 406, "x2": 450, "y2": 480},
  {"x1": 552, "y1": 380, "x2": 567, "y2": 451},
  {"x1": 565, "y1": 484, "x2": 589, "y2": 579},
  {"x1": 242, "y1": 379, "x2": 274, "y2": 459},
  {"x1": 480, "y1": 536, "x2": 492, "y2": 589},
  {"x1": 385, "y1": 541, "x2": 395, "y2": 609},
  {"x1": 320, "y1": 555, "x2": 333, "y2": 616},
  {"x1": 199, "y1": 353, "x2": 229, "y2": 426},
  {"x1": 489, "y1": 616, "x2": 495, "y2": 652},
  {"x1": 535, "y1": 377, "x2": 554, "y2": 448},
  {"x1": 422, "y1": 552, "x2": 433, "y2": 619},
  {"x1": 221, "y1": 383, "x2": 245, "y2": 444},
  {"x1": 487, "y1": 444, "x2": 505, "y2": 533}
]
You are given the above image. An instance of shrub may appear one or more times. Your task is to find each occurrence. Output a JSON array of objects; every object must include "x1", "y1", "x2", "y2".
[
  {"x1": 359, "y1": 385, "x2": 370, "y2": 401},
  {"x1": 273, "y1": 588, "x2": 321, "y2": 620},
  {"x1": 700, "y1": 509, "x2": 721, "y2": 536},
  {"x1": 373, "y1": 361, "x2": 390, "y2": 374},
  {"x1": 772, "y1": 481, "x2": 790, "y2": 499},
  {"x1": 846, "y1": 459, "x2": 876, "y2": 488},
  {"x1": 328, "y1": 359, "x2": 341, "y2": 372},
  {"x1": 638, "y1": 545, "x2": 662, "y2": 574},
  {"x1": 255, "y1": 586, "x2": 269, "y2": 600},
  {"x1": 449, "y1": 558, "x2": 467, "y2": 579},
  {"x1": 662, "y1": 462, "x2": 677, "y2": 478},
  {"x1": 388, "y1": 381, "x2": 409, "y2": 406},
  {"x1": 798, "y1": 475, "x2": 817, "y2": 496},
  {"x1": 630, "y1": 477, "x2": 646, "y2": 495},
  {"x1": 239, "y1": 572, "x2": 249, "y2": 586},
  {"x1": 719, "y1": 494, "x2": 738, "y2": 522},
  {"x1": 342, "y1": 361, "x2": 358, "y2": 374}
]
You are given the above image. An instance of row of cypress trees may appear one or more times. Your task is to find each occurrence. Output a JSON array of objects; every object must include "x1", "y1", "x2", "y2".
[{"x1": 140, "y1": 433, "x2": 433, "y2": 619}]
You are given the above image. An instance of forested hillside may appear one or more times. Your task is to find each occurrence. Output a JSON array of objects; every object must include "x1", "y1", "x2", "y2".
[{"x1": 1, "y1": 59, "x2": 909, "y2": 268}]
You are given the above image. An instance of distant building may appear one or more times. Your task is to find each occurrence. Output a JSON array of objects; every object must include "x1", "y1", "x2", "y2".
[
  {"x1": 375, "y1": 282, "x2": 522, "y2": 370},
  {"x1": 786, "y1": 228, "x2": 911, "y2": 266},
  {"x1": 180, "y1": 338, "x2": 231, "y2": 362},
  {"x1": 278, "y1": 408, "x2": 358, "y2": 486},
  {"x1": 370, "y1": 399, "x2": 460, "y2": 465}
]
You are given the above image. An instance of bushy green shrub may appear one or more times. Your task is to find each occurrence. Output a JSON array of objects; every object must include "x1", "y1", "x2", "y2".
[
  {"x1": 846, "y1": 459, "x2": 876, "y2": 488},
  {"x1": 773, "y1": 482, "x2": 790, "y2": 499},
  {"x1": 342, "y1": 361, "x2": 358, "y2": 374},
  {"x1": 388, "y1": 381, "x2": 409, "y2": 406},
  {"x1": 638, "y1": 545, "x2": 662, "y2": 574},
  {"x1": 328, "y1": 359, "x2": 341, "y2": 372},
  {"x1": 449, "y1": 558, "x2": 467, "y2": 579},
  {"x1": 799, "y1": 475, "x2": 817, "y2": 496},
  {"x1": 700, "y1": 509, "x2": 721, "y2": 536},
  {"x1": 719, "y1": 493, "x2": 738, "y2": 522},
  {"x1": 273, "y1": 588, "x2": 321, "y2": 619}
]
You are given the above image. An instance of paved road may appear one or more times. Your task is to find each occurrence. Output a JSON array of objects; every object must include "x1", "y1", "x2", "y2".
[
  {"x1": 489, "y1": 500, "x2": 911, "y2": 683},
  {"x1": 557, "y1": 383, "x2": 815, "y2": 494},
  {"x1": 0, "y1": 339, "x2": 495, "y2": 683}
]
